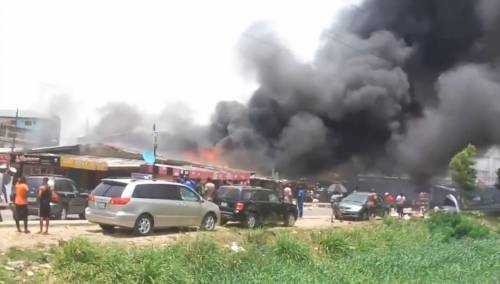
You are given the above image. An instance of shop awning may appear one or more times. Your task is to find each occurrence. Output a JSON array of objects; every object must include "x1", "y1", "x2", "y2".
[{"x1": 60, "y1": 155, "x2": 143, "y2": 171}]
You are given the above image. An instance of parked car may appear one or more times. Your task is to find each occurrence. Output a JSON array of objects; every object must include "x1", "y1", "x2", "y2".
[
  {"x1": 213, "y1": 186, "x2": 298, "y2": 229},
  {"x1": 26, "y1": 175, "x2": 88, "y2": 220},
  {"x1": 85, "y1": 178, "x2": 220, "y2": 236},
  {"x1": 338, "y1": 192, "x2": 386, "y2": 220}
]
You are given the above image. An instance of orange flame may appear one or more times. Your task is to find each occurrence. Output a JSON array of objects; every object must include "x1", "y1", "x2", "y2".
[{"x1": 183, "y1": 147, "x2": 224, "y2": 166}]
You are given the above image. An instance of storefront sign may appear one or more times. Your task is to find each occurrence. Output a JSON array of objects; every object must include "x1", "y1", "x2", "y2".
[
  {"x1": 61, "y1": 157, "x2": 108, "y2": 171},
  {"x1": 14, "y1": 154, "x2": 60, "y2": 167}
]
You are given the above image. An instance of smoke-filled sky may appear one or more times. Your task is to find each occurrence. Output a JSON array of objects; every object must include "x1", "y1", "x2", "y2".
[
  {"x1": 0, "y1": 0, "x2": 353, "y2": 142},
  {"x1": 3, "y1": 0, "x2": 500, "y2": 180}
]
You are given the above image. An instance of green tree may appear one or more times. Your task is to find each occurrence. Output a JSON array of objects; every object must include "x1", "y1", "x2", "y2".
[{"x1": 449, "y1": 144, "x2": 478, "y2": 194}]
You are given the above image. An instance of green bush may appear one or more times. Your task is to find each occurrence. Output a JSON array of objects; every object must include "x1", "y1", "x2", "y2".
[
  {"x1": 244, "y1": 229, "x2": 276, "y2": 246},
  {"x1": 318, "y1": 233, "x2": 351, "y2": 256},
  {"x1": 272, "y1": 235, "x2": 312, "y2": 265},
  {"x1": 426, "y1": 213, "x2": 490, "y2": 242},
  {"x1": 56, "y1": 239, "x2": 101, "y2": 264}
]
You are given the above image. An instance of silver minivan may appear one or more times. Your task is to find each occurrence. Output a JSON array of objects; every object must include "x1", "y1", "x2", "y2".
[{"x1": 85, "y1": 179, "x2": 220, "y2": 235}]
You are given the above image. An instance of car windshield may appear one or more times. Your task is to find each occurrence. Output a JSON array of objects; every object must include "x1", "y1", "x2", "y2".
[
  {"x1": 92, "y1": 181, "x2": 126, "y2": 198},
  {"x1": 343, "y1": 193, "x2": 368, "y2": 204},
  {"x1": 26, "y1": 178, "x2": 43, "y2": 192},
  {"x1": 216, "y1": 187, "x2": 240, "y2": 201}
]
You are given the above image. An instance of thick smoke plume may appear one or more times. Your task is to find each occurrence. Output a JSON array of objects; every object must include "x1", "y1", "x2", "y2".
[
  {"x1": 88, "y1": 0, "x2": 500, "y2": 180},
  {"x1": 210, "y1": 0, "x2": 500, "y2": 179}
]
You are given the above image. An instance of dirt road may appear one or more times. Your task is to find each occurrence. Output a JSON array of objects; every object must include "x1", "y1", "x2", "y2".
[{"x1": 0, "y1": 216, "x2": 367, "y2": 252}]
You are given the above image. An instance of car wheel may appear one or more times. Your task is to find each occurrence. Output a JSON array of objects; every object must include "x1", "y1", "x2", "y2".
[
  {"x1": 134, "y1": 214, "x2": 153, "y2": 236},
  {"x1": 55, "y1": 207, "x2": 68, "y2": 220},
  {"x1": 284, "y1": 212, "x2": 296, "y2": 227},
  {"x1": 361, "y1": 211, "x2": 369, "y2": 221},
  {"x1": 243, "y1": 213, "x2": 258, "y2": 229},
  {"x1": 99, "y1": 224, "x2": 115, "y2": 234},
  {"x1": 200, "y1": 213, "x2": 217, "y2": 231}
]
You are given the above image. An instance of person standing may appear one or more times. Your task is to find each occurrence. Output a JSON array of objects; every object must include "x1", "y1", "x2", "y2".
[
  {"x1": 184, "y1": 178, "x2": 196, "y2": 191},
  {"x1": 283, "y1": 185, "x2": 292, "y2": 204},
  {"x1": 330, "y1": 192, "x2": 343, "y2": 223},
  {"x1": 1, "y1": 167, "x2": 12, "y2": 203},
  {"x1": 297, "y1": 187, "x2": 305, "y2": 218},
  {"x1": 384, "y1": 192, "x2": 395, "y2": 215},
  {"x1": 396, "y1": 193, "x2": 406, "y2": 218},
  {"x1": 14, "y1": 176, "x2": 30, "y2": 233},
  {"x1": 367, "y1": 190, "x2": 378, "y2": 219},
  {"x1": 204, "y1": 178, "x2": 216, "y2": 201},
  {"x1": 38, "y1": 177, "x2": 52, "y2": 234}
]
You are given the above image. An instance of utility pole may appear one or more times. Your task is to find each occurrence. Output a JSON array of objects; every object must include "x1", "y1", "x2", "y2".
[
  {"x1": 10, "y1": 108, "x2": 18, "y2": 153},
  {"x1": 153, "y1": 123, "x2": 158, "y2": 158}
]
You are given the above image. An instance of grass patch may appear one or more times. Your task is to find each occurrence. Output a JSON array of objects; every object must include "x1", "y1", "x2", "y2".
[
  {"x1": 426, "y1": 212, "x2": 491, "y2": 242},
  {"x1": 2, "y1": 214, "x2": 499, "y2": 283}
]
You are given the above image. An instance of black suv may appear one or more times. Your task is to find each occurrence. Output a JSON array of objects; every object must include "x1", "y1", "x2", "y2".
[
  {"x1": 26, "y1": 176, "x2": 88, "y2": 219},
  {"x1": 214, "y1": 186, "x2": 298, "y2": 229}
]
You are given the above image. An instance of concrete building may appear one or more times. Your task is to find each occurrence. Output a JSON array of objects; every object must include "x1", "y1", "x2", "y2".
[
  {"x1": 475, "y1": 147, "x2": 500, "y2": 186},
  {"x1": 0, "y1": 110, "x2": 60, "y2": 149}
]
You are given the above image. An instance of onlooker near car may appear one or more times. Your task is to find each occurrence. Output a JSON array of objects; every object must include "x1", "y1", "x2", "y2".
[
  {"x1": 184, "y1": 178, "x2": 197, "y2": 192},
  {"x1": 14, "y1": 177, "x2": 30, "y2": 233},
  {"x1": 204, "y1": 179, "x2": 216, "y2": 201},
  {"x1": 283, "y1": 186, "x2": 293, "y2": 204},
  {"x1": 38, "y1": 177, "x2": 52, "y2": 234},
  {"x1": 305, "y1": 189, "x2": 313, "y2": 203},
  {"x1": 330, "y1": 192, "x2": 344, "y2": 223},
  {"x1": 367, "y1": 190, "x2": 378, "y2": 219},
  {"x1": 297, "y1": 187, "x2": 305, "y2": 218},
  {"x1": 396, "y1": 193, "x2": 406, "y2": 218},
  {"x1": 384, "y1": 192, "x2": 395, "y2": 215}
]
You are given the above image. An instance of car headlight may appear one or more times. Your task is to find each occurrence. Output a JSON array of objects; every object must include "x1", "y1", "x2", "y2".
[{"x1": 347, "y1": 205, "x2": 362, "y2": 212}]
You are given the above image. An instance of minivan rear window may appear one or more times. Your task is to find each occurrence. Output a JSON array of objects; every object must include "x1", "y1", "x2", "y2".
[{"x1": 92, "y1": 182, "x2": 126, "y2": 198}]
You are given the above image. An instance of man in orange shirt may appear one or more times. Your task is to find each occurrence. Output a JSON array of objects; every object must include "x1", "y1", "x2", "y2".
[{"x1": 14, "y1": 176, "x2": 29, "y2": 233}]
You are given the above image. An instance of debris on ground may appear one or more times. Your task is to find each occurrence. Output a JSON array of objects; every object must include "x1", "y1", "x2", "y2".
[
  {"x1": 229, "y1": 242, "x2": 245, "y2": 253},
  {"x1": 7, "y1": 260, "x2": 25, "y2": 271}
]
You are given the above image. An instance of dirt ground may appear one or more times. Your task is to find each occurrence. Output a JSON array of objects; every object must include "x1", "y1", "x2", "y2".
[{"x1": 0, "y1": 216, "x2": 368, "y2": 252}]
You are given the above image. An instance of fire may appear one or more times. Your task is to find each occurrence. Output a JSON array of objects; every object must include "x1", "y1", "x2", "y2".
[{"x1": 183, "y1": 147, "x2": 224, "y2": 166}]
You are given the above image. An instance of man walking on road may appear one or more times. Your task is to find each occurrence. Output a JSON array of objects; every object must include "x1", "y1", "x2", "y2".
[{"x1": 14, "y1": 176, "x2": 30, "y2": 233}]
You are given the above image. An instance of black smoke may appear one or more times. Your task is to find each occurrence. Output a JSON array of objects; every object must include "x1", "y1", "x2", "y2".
[
  {"x1": 88, "y1": 0, "x2": 500, "y2": 180},
  {"x1": 209, "y1": 0, "x2": 500, "y2": 179}
]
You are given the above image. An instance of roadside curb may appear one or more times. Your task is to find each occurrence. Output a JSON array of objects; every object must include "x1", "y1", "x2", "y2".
[{"x1": 0, "y1": 220, "x2": 93, "y2": 228}]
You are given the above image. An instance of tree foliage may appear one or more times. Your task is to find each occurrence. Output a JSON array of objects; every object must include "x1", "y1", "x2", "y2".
[{"x1": 449, "y1": 144, "x2": 478, "y2": 192}]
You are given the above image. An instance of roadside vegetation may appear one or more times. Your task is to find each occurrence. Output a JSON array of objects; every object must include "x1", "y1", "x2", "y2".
[{"x1": 1, "y1": 213, "x2": 499, "y2": 283}]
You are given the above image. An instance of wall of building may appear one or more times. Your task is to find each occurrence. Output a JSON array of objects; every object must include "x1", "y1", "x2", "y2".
[
  {"x1": 475, "y1": 147, "x2": 500, "y2": 186},
  {"x1": 0, "y1": 114, "x2": 60, "y2": 148}
]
